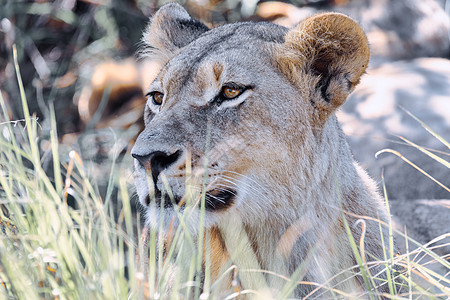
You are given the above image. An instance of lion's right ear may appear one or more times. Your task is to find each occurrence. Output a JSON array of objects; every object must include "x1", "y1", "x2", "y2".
[{"x1": 141, "y1": 3, "x2": 209, "y2": 64}]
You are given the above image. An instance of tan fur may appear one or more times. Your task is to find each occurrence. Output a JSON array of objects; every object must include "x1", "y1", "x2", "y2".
[
  {"x1": 205, "y1": 226, "x2": 232, "y2": 288},
  {"x1": 133, "y1": 4, "x2": 395, "y2": 298},
  {"x1": 276, "y1": 13, "x2": 370, "y2": 123}
]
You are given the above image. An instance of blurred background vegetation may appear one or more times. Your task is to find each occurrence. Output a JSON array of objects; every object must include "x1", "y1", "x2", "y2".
[{"x1": 1, "y1": 0, "x2": 154, "y2": 135}]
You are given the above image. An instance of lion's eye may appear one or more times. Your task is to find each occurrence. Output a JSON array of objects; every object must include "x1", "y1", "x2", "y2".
[
  {"x1": 222, "y1": 86, "x2": 243, "y2": 99},
  {"x1": 147, "y1": 91, "x2": 164, "y2": 105}
]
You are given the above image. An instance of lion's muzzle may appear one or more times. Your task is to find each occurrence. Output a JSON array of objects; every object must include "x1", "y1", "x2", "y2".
[
  {"x1": 132, "y1": 149, "x2": 183, "y2": 206},
  {"x1": 132, "y1": 150, "x2": 181, "y2": 186}
]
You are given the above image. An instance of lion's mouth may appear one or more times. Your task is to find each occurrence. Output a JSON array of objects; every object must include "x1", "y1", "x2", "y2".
[
  {"x1": 204, "y1": 189, "x2": 236, "y2": 211},
  {"x1": 144, "y1": 188, "x2": 236, "y2": 211}
]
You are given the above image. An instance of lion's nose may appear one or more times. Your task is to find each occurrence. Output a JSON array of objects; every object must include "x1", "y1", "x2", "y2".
[{"x1": 132, "y1": 150, "x2": 181, "y2": 184}]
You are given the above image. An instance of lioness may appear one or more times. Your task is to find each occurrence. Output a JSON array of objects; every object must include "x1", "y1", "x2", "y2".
[{"x1": 132, "y1": 3, "x2": 395, "y2": 297}]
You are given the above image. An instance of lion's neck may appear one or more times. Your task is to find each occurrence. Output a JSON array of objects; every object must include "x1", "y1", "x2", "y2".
[{"x1": 207, "y1": 119, "x2": 380, "y2": 295}]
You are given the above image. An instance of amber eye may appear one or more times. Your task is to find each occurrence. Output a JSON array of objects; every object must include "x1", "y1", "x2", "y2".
[
  {"x1": 222, "y1": 86, "x2": 242, "y2": 99},
  {"x1": 147, "y1": 91, "x2": 164, "y2": 105}
]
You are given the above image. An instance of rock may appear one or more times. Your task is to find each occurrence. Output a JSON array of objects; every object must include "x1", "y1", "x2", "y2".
[
  {"x1": 391, "y1": 199, "x2": 450, "y2": 255},
  {"x1": 338, "y1": 58, "x2": 450, "y2": 200},
  {"x1": 256, "y1": 0, "x2": 450, "y2": 66},
  {"x1": 390, "y1": 199, "x2": 449, "y2": 288}
]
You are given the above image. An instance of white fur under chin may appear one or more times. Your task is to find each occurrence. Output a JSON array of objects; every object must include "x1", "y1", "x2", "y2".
[{"x1": 144, "y1": 202, "x2": 220, "y2": 236}]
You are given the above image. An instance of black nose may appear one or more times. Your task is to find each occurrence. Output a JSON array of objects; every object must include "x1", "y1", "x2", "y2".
[{"x1": 132, "y1": 150, "x2": 181, "y2": 184}]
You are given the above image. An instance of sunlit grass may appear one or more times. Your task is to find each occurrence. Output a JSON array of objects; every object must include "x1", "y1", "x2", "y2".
[
  {"x1": 0, "y1": 50, "x2": 449, "y2": 299},
  {"x1": 0, "y1": 47, "x2": 135, "y2": 299}
]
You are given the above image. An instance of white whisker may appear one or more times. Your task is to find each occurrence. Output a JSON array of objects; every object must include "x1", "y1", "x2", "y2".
[
  {"x1": 207, "y1": 194, "x2": 226, "y2": 204},
  {"x1": 218, "y1": 175, "x2": 272, "y2": 203},
  {"x1": 221, "y1": 170, "x2": 271, "y2": 194},
  {"x1": 213, "y1": 186, "x2": 238, "y2": 197}
]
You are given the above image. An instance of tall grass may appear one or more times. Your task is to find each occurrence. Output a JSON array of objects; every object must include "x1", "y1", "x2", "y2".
[
  {"x1": 1, "y1": 47, "x2": 449, "y2": 299},
  {"x1": 0, "y1": 46, "x2": 137, "y2": 299}
]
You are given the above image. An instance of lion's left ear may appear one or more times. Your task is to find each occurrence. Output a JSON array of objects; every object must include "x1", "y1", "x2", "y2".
[
  {"x1": 278, "y1": 13, "x2": 369, "y2": 119},
  {"x1": 142, "y1": 3, "x2": 209, "y2": 65}
]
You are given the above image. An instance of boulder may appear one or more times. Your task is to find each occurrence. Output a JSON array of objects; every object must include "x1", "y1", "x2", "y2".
[{"x1": 338, "y1": 58, "x2": 450, "y2": 200}]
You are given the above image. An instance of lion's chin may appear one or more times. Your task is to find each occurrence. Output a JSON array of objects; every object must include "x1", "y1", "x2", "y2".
[{"x1": 144, "y1": 201, "x2": 220, "y2": 235}]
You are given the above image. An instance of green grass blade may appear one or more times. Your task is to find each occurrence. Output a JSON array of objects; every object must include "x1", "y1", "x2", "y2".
[
  {"x1": 400, "y1": 106, "x2": 450, "y2": 150},
  {"x1": 395, "y1": 135, "x2": 450, "y2": 168},
  {"x1": 13, "y1": 44, "x2": 39, "y2": 165},
  {"x1": 381, "y1": 172, "x2": 397, "y2": 295},
  {"x1": 49, "y1": 101, "x2": 63, "y2": 194},
  {"x1": 376, "y1": 149, "x2": 450, "y2": 193}
]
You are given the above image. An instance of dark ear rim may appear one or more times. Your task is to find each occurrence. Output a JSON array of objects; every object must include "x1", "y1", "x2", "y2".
[{"x1": 139, "y1": 3, "x2": 209, "y2": 63}]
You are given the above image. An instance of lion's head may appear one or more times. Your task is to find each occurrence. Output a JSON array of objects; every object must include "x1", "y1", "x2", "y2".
[{"x1": 132, "y1": 3, "x2": 369, "y2": 231}]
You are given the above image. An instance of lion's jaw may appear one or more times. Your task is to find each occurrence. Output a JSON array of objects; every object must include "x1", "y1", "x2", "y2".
[{"x1": 132, "y1": 147, "x2": 286, "y2": 233}]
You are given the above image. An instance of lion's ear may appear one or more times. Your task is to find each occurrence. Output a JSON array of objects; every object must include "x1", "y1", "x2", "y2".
[
  {"x1": 142, "y1": 3, "x2": 209, "y2": 64},
  {"x1": 279, "y1": 13, "x2": 369, "y2": 118}
]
